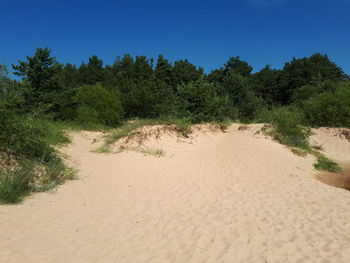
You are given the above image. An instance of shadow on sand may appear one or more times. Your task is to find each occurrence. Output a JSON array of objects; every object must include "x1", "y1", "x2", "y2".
[{"x1": 317, "y1": 163, "x2": 350, "y2": 191}]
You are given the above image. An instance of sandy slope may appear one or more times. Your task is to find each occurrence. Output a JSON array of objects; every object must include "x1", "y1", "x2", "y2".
[{"x1": 1, "y1": 124, "x2": 350, "y2": 263}]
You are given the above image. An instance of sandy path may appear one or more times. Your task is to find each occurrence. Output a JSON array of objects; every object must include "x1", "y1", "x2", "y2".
[{"x1": 1, "y1": 125, "x2": 350, "y2": 263}]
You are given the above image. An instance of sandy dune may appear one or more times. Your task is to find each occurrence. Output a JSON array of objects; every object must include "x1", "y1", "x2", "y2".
[{"x1": 1, "y1": 124, "x2": 350, "y2": 263}]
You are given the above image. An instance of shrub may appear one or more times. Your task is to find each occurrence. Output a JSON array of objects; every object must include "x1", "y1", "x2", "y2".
[
  {"x1": 301, "y1": 82, "x2": 350, "y2": 127},
  {"x1": 0, "y1": 108, "x2": 69, "y2": 162},
  {"x1": 0, "y1": 84, "x2": 73, "y2": 203},
  {"x1": 313, "y1": 153, "x2": 342, "y2": 173},
  {"x1": 0, "y1": 156, "x2": 75, "y2": 204},
  {"x1": 0, "y1": 160, "x2": 35, "y2": 204},
  {"x1": 74, "y1": 83, "x2": 124, "y2": 126},
  {"x1": 219, "y1": 73, "x2": 265, "y2": 120},
  {"x1": 177, "y1": 78, "x2": 234, "y2": 123},
  {"x1": 268, "y1": 107, "x2": 309, "y2": 149}
]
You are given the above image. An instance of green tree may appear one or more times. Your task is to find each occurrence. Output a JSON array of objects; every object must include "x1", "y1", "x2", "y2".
[
  {"x1": 12, "y1": 47, "x2": 63, "y2": 112},
  {"x1": 173, "y1": 59, "x2": 203, "y2": 87},
  {"x1": 121, "y1": 77, "x2": 176, "y2": 119},
  {"x1": 221, "y1": 73, "x2": 264, "y2": 119},
  {"x1": 301, "y1": 81, "x2": 350, "y2": 127},
  {"x1": 208, "y1": 56, "x2": 253, "y2": 83},
  {"x1": 154, "y1": 55, "x2": 174, "y2": 86},
  {"x1": 279, "y1": 53, "x2": 345, "y2": 104},
  {"x1": 224, "y1": 56, "x2": 253, "y2": 77},
  {"x1": 134, "y1": 56, "x2": 153, "y2": 82},
  {"x1": 55, "y1": 63, "x2": 80, "y2": 120},
  {"x1": 78, "y1": 55, "x2": 105, "y2": 85},
  {"x1": 251, "y1": 65, "x2": 281, "y2": 107},
  {"x1": 177, "y1": 78, "x2": 233, "y2": 122},
  {"x1": 74, "y1": 83, "x2": 124, "y2": 126}
]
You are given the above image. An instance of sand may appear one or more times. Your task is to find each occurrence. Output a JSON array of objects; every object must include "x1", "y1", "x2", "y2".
[{"x1": 1, "y1": 124, "x2": 350, "y2": 263}]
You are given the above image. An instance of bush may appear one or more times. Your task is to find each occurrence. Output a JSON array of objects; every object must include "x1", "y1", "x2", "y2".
[
  {"x1": 0, "y1": 84, "x2": 73, "y2": 203},
  {"x1": 314, "y1": 154, "x2": 342, "y2": 173},
  {"x1": 177, "y1": 78, "x2": 234, "y2": 122},
  {"x1": 0, "y1": 156, "x2": 74, "y2": 204},
  {"x1": 219, "y1": 73, "x2": 265, "y2": 120},
  {"x1": 121, "y1": 78, "x2": 177, "y2": 119},
  {"x1": 0, "y1": 160, "x2": 35, "y2": 204},
  {"x1": 74, "y1": 83, "x2": 124, "y2": 126},
  {"x1": 301, "y1": 82, "x2": 350, "y2": 127},
  {"x1": 0, "y1": 108, "x2": 69, "y2": 162},
  {"x1": 268, "y1": 107, "x2": 309, "y2": 149}
]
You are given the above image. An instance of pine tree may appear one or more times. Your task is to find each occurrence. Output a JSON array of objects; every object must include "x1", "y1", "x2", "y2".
[{"x1": 12, "y1": 47, "x2": 62, "y2": 112}]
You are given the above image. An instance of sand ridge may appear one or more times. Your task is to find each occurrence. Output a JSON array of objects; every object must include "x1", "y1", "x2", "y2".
[{"x1": 1, "y1": 124, "x2": 350, "y2": 263}]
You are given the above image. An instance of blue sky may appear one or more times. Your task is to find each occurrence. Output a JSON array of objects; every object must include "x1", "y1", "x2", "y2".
[{"x1": 1, "y1": 0, "x2": 349, "y2": 75}]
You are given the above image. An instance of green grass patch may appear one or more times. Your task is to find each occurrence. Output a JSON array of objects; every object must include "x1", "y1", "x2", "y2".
[
  {"x1": 117, "y1": 146, "x2": 165, "y2": 157},
  {"x1": 314, "y1": 153, "x2": 342, "y2": 173},
  {"x1": 140, "y1": 148, "x2": 165, "y2": 157},
  {"x1": 262, "y1": 107, "x2": 310, "y2": 149},
  {"x1": 0, "y1": 111, "x2": 76, "y2": 204},
  {"x1": 0, "y1": 156, "x2": 76, "y2": 204},
  {"x1": 291, "y1": 147, "x2": 309, "y2": 157},
  {"x1": 0, "y1": 160, "x2": 34, "y2": 204},
  {"x1": 92, "y1": 144, "x2": 112, "y2": 153},
  {"x1": 53, "y1": 121, "x2": 113, "y2": 132},
  {"x1": 104, "y1": 118, "x2": 192, "y2": 145}
]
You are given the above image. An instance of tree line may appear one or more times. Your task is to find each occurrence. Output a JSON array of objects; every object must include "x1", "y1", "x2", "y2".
[{"x1": 1, "y1": 47, "x2": 350, "y2": 127}]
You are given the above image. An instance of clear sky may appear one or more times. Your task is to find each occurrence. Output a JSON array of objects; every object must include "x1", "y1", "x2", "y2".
[{"x1": 1, "y1": 0, "x2": 349, "y2": 75}]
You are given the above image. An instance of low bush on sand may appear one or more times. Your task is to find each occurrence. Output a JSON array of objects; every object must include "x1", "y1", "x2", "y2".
[
  {"x1": 313, "y1": 153, "x2": 342, "y2": 174},
  {"x1": 0, "y1": 107, "x2": 74, "y2": 204},
  {"x1": 263, "y1": 107, "x2": 310, "y2": 149}
]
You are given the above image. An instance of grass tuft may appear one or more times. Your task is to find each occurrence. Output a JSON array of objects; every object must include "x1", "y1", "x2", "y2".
[
  {"x1": 291, "y1": 148, "x2": 309, "y2": 157},
  {"x1": 102, "y1": 118, "x2": 192, "y2": 146},
  {"x1": 314, "y1": 153, "x2": 342, "y2": 174},
  {"x1": 118, "y1": 147, "x2": 165, "y2": 157},
  {"x1": 0, "y1": 160, "x2": 34, "y2": 204},
  {"x1": 141, "y1": 148, "x2": 165, "y2": 157},
  {"x1": 92, "y1": 144, "x2": 111, "y2": 153}
]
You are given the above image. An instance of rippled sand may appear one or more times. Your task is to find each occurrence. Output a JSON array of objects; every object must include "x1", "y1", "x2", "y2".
[{"x1": 1, "y1": 124, "x2": 350, "y2": 263}]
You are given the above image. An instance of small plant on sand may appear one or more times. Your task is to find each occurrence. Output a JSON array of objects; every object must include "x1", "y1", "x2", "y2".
[
  {"x1": 0, "y1": 155, "x2": 76, "y2": 204},
  {"x1": 92, "y1": 144, "x2": 111, "y2": 153},
  {"x1": 31, "y1": 157, "x2": 77, "y2": 192},
  {"x1": 216, "y1": 118, "x2": 233, "y2": 131},
  {"x1": 141, "y1": 148, "x2": 165, "y2": 157},
  {"x1": 116, "y1": 146, "x2": 165, "y2": 157},
  {"x1": 313, "y1": 153, "x2": 342, "y2": 174},
  {"x1": 0, "y1": 160, "x2": 35, "y2": 204},
  {"x1": 0, "y1": 105, "x2": 75, "y2": 203},
  {"x1": 269, "y1": 107, "x2": 310, "y2": 149},
  {"x1": 261, "y1": 108, "x2": 343, "y2": 174},
  {"x1": 291, "y1": 147, "x2": 309, "y2": 157}
]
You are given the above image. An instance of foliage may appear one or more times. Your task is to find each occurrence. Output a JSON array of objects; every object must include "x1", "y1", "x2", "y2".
[
  {"x1": 12, "y1": 47, "x2": 63, "y2": 113},
  {"x1": 78, "y1": 55, "x2": 105, "y2": 85},
  {"x1": 177, "y1": 78, "x2": 234, "y2": 122},
  {"x1": 173, "y1": 59, "x2": 204, "y2": 86},
  {"x1": 220, "y1": 73, "x2": 264, "y2": 119},
  {"x1": 74, "y1": 83, "x2": 124, "y2": 126},
  {"x1": 251, "y1": 65, "x2": 281, "y2": 107},
  {"x1": 0, "y1": 107, "x2": 69, "y2": 162},
  {"x1": 301, "y1": 82, "x2": 350, "y2": 127},
  {"x1": 267, "y1": 107, "x2": 310, "y2": 149},
  {"x1": 0, "y1": 67, "x2": 74, "y2": 203},
  {"x1": 0, "y1": 160, "x2": 35, "y2": 204},
  {"x1": 314, "y1": 154, "x2": 342, "y2": 173},
  {"x1": 224, "y1": 56, "x2": 253, "y2": 77},
  {"x1": 278, "y1": 53, "x2": 345, "y2": 104},
  {"x1": 121, "y1": 77, "x2": 176, "y2": 119}
]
